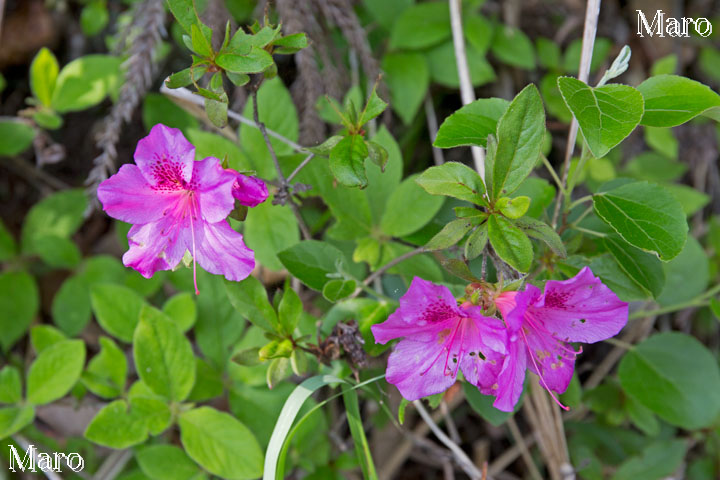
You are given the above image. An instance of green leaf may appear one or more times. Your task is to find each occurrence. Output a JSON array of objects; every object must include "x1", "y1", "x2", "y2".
[
  {"x1": 162, "y1": 292, "x2": 197, "y2": 332},
  {"x1": 0, "y1": 366, "x2": 22, "y2": 404},
  {"x1": 624, "y1": 394, "x2": 659, "y2": 436},
  {"x1": 426, "y1": 41, "x2": 495, "y2": 89},
  {"x1": 587, "y1": 254, "x2": 650, "y2": 302},
  {"x1": 143, "y1": 93, "x2": 200, "y2": 131},
  {"x1": 463, "y1": 382, "x2": 513, "y2": 426},
  {"x1": 382, "y1": 53, "x2": 429, "y2": 125},
  {"x1": 216, "y1": 48, "x2": 274, "y2": 73},
  {"x1": 0, "y1": 120, "x2": 35, "y2": 156},
  {"x1": 166, "y1": 66, "x2": 207, "y2": 89},
  {"x1": 322, "y1": 279, "x2": 357, "y2": 302},
  {"x1": 343, "y1": 388, "x2": 378, "y2": 480},
  {"x1": 190, "y1": 23, "x2": 213, "y2": 57},
  {"x1": 134, "y1": 306, "x2": 196, "y2": 402},
  {"x1": 611, "y1": 439, "x2": 686, "y2": 480},
  {"x1": 624, "y1": 152, "x2": 686, "y2": 183},
  {"x1": 497, "y1": 196, "x2": 530, "y2": 219},
  {"x1": 80, "y1": 1, "x2": 108, "y2": 35},
  {"x1": 136, "y1": 445, "x2": 204, "y2": 480},
  {"x1": 130, "y1": 395, "x2": 173, "y2": 435},
  {"x1": 278, "y1": 287, "x2": 302, "y2": 335},
  {"x1": 27, "y1": 339, "x2": 85, "y2": 405},
  {"x1": 84, "y1": 399, "x2": 151, "y2": 448},
  {"x1": 514, "y1": 217, "x2": 566, "y2": 258},
  {"x1": 656, "y1": 236, "x2": 708, "y2": 307},
  {"x1": 21, "y1": 189, "x2": 86, "y2": 255},
  {"x1": 277, "y1": 240, "x2": 345, "y2": 291},
  {"x1": 32, "y1": 235, "x2": 82, "y2": 268},
  {"x1": 465, "y1": 223, "x2": 489, "y2": 260},
  {"x1": 272, "y1": 33, "x2": 308, "y2": 54},
  {"x1": 487, "y1": 215, "x2": 533, "y2": 273},
  {"x1": 389, "y1": 2, "x2": 450, "y2": 50},
  {"x1": 0, "y1": 219, "x2": 17, "y2": 261},
  {"x1": 381, "y1": 174, "x2": 445, "y2": 237},
  {"x1": 536, "y1": 37, "x2": 561, "y2": 70},
  {"x1": 637, "y1": 74, "x2": 720, "y2": 127},
  {"x1": 644, "y1": 126, "x2": 677, "y2": 159},
  {"x1": 650, "y1": 54, "x2": 677, "y2": 76},
  {"x1": 487, "y1": 84, "x2": 545, "y2": 198},
  {"x1": 358, "y1": 86, "x2": 388, "y2": 126},
  {"x1": 490, "y1": 25, "x2": 535, "y2": 69},
  {"x1": 179, "y1": 407, "x2": 263, "y2": 480},
  {"x1": 0, "y1": 406, "x2": 35, "y2": 439},
  {"x1": 225, "y1": 276, "x2": 279, "y2": 332},
  {"x1": 0, "y1": 271, "x2": 38, "y2": 352},
  {"x1": 557, "y1": 77, "x2": 644, "y2": 158},
  {"x1": 51, "y1": 55, "x2": 121, "y2": 112},
  {"x1": 52, "y1": 275, "x2": 91, "y2": 337},
  {"x1": 619, "y1": 332, "x2": 720, "y2": 429},
  {"x1": 30, "y1": 47, "x2": 59, "y2": 106},
  {"x1": 83, "y1": 336, "x2": 127, "y2": 399},
  {"x1": 415, "y1": 162, "x2": 486, "y2": 204},
  {"x1": 665, "y1": 184, "x2": 711, "y2": 217},
  {"x1": 434, "y1": 98, "x2": 509, "y2": 148},
  {"x1": 266, "y1": 357, "x2": 290, "y2": 389},
  {"x1": 30, "y1": 325, "x2": 66, "y2": 353},
  {"x1": 426, "y1": 218, "x2": 475, "y2": 250},
  {"x1": 166, "y1": 0, "x2": 209, "y2": 36},
  {"x1": 602, "y1": 235, "x2": 665, "y2": 298},
  {"x1": 244, "y1": 197, "x2": 299, "y2": 271},
  {"x1": 329, "y1": 134, "x2": 369, "y2": 188},
  {"x1": 592, "y1": 181, "x2": 688, "y2": 261},
  {"x1": 91, "y1": 284, "x2": 146, "y2": 342}
]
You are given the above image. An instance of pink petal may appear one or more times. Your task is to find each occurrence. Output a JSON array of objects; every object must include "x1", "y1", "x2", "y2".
[
  {"x1": 493, "y1": 339, "x2": 527, "y2": 412},
  {"x1": 97, "y1": 164, "x2": 182, "y2": 224},
  {"x1": 385, "y1": 338, "x2": 456, "y2": 401},
  {"x1": 372, "y1": 277, "x2": 462, "y2": 344},
  {"x1": 523, "y1": 327, "x2": 575, "y2": 394},
  {"x1": 191, "y1": 220, "x2": 255, "y2": 282},
  {"x1": 232, "y1": 174, "x2": 269, "y2": 207},
  {"x1": 122, "y1": 215, "x2": 188, "y2": 278},
  {"x1": 458, "y1": 317, "x2": 506, "y2": 391},
  {"x1": 496, "y1": 287, "x2": 540, "y2": 332},
  {"x1": 134, "y1": 124, "x2": 195, "y2": 188},
  {"x1": 192, "y1": 157, "x2": 237, "y2": 223},
  {"x1": 531, "y1": 267, "x2": 628, "y2": 344}
]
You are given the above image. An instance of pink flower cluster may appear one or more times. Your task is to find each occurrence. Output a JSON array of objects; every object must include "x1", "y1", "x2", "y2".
[
  {"x1": 371, "y1": 267, "x2": 628, "y2": 411},
  {"x1": 97, "y1": 124, "x2": 268, "y2": 294}
]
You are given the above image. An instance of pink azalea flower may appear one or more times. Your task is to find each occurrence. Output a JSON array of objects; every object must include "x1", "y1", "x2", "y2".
[
  {"x1": 371, "y1": 277, "x2": 507, "y2": 401},
  {"x1": 232, "y1": 174, "x2": 268, "y2": 207},
  {"x1": 493, "y1": 267, "x2": 628, "y2": 412},
  {"x1": 97, "y1": 124, "x2": 263, "y2": 294}
]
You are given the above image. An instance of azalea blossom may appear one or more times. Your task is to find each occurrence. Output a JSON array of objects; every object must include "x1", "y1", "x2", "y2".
[
  {"x1": 493, "y1": 267, "x2": 628, "y2": 412},
  {"x1": 371, "y1": 277, "x2": 507, "y2": 401},
  {"x1": 97, "y1": 124, "x2": 264, "y2": 294},
  {"x1": 233, "y1": 174, "x2": 269, "y2": 207}
]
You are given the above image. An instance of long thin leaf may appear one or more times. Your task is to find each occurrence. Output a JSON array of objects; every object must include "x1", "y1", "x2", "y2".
[
  {"x1": 264, "y1": 374, "x2": 385, "y2": 480},
  {"x1": 264, "y1": 375, "x2": 344, "y2": 480},
  {"x1": 343, "y1": 387, "x2": 379, "y2": 480}
]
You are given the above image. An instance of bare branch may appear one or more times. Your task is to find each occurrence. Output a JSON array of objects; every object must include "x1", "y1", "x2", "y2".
[{"x1": 449, "y1": 0, "x2": 485, "y2": 179}]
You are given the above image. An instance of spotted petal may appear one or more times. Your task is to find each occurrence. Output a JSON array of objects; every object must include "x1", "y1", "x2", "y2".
[
  {"x1": 530, "y1": 267, "x2": 628, "y2": 344},
  {"x1": 134, "y1": 124, "x2": 195, "y2": 188}
]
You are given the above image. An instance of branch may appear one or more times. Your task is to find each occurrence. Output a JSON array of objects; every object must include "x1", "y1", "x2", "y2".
[
  {"x1": 160, "y1": 81, "x2": 305, "y2": 153},
  {"x1": 424, "y1": 95, "x2": 445, "y2": 166},
  {"x1": 414, "y1": 400, "x2": 484, "y2": 479},
  {"x1": 448, "y1": 0, "x2": 485, "y2": 179},
  {"x1": 251, "y1": 87, "x2": 312, "y2": 240},
  {"x1": 11, "y1": 435, "x2": 63, "y2": 480},
  {"x1": 551, "y1": 0, "x2": 601, "y2": 228}
]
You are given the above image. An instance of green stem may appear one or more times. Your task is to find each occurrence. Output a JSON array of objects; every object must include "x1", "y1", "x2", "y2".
[
  {"x1": 571, "y1": 225, "x2": 606, "y2": 237},
  {"x1": 540, "y1": 154, "x2": 566, "y2": 195},
  {"x1": 569, "y1": 195, "x2": 593, "y2": 211},
  {"x1": 628, "y1": 283, "x2": 720, "y2": 320}
]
